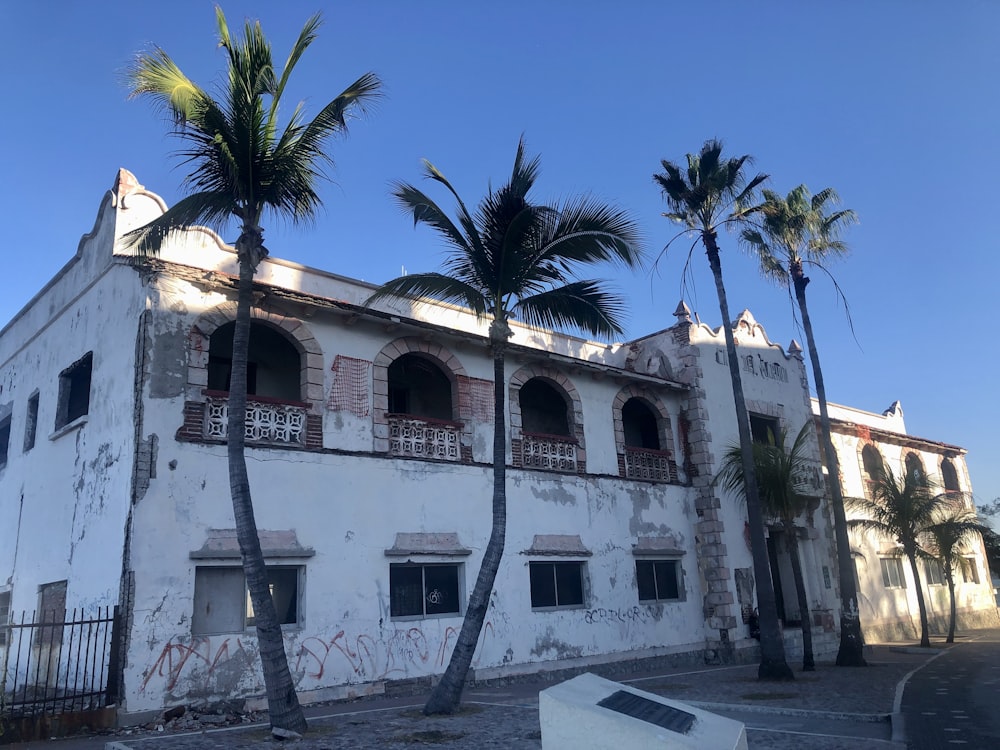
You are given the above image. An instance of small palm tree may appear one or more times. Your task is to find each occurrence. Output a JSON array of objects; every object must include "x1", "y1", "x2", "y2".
[
  {"x1": 923, "y1": 509, "x2": 990, "y2": 643},
  {"x1": 654, "y1": 140, "x2": 793, "y2": 681},
  {"x1": 848, "y1": 466, "x2": 953, "y2": 647},
  {"x1": 369, "y1": 138, "x2": 642, "y2": 714},
  {"x1": 740, "y1": 185, "x2": 865, "y2": 666},
  {"x1": 717, "y1": 424, "x2": 817, "y2": 670},
  {"x1": 127, "y1": 8, "x2": 380, "y2": 732}
]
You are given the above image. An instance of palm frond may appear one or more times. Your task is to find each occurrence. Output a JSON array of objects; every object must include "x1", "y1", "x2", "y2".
[
  {"x1": 122, "y1": 190, "x2": 234, "y2": 256},
  {"x1": 514, "y1": 280, "x2": 625, "y2": 339},
  {"x1": 364, "y1": 272, "x2": 489, "y2": 318}
]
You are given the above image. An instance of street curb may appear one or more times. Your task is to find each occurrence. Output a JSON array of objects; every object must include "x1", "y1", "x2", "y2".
[{"x1": 890, "y1": 645, "x2": 949, "y2": 745}]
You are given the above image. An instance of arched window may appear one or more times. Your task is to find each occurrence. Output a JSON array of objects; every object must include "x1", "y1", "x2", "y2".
[
  {"x1": 941, "y1": 458, "x2": 960, "y2": 494},
  {"x1": 904, "y1": 452, "x2": 925, "y2": 483},
  {"x1": 519, "y1": 379, "x2": 570, "y2": 437},
  {"x1": 622, "y1": 398, "x2": 660, "y2": 450},
  {"x1": 387, "y1": 354, "x2": 453, "y2": 421},
  {"x1": 208, "y1": 322, "x2": 302, "y2": 402},
  {"x1": 861, "y1": 444, "x2": 883, "y2": 497}
]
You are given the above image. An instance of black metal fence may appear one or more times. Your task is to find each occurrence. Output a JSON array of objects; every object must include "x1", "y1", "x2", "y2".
[{"x1": 1, "y1": 606, "x2": 120, "y2": 719}]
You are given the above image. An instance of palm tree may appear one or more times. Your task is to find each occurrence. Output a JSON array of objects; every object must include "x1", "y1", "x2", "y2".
[
  {"x1": 740, "y1": 185, "x2": 866, "y2": 666},
  {"x1": 716, "y1": 424, "x2": 818, "y2": 670},
  {"x1": 368, "y1": 138, "x2": 641, "y2": 714},
  {"x1": 923, "y1": 509, "x2": 990, "y2": 643},
  {"x1": 848, "y1": 466, "x2": 953, "y2": 647},
  {"x1": 126, "y1": 9, "x2": 380, "y2": 732},
  {"x1": 654, "y1": 140, "x2": 793, "y2": 681}
]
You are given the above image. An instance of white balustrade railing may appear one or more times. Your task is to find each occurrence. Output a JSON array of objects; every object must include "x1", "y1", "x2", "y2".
[
  {"x1": 625, "y1": 447, "x2": 674, "y2": 482},
  {"x1": 205, "y1": 396, "x2": 306, "y2": 445},
  {"x1": 388, "y1": 415, "x2": 461, "y2": 461},
  {"x1": 521, "y1": 433, "x2": 577, "y2": 472}
]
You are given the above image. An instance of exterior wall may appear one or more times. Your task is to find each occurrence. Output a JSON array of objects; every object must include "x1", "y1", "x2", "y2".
[
  {"x1": 817, "y1": 400, "x2": 999, "y2": 642},
  {"x1": 0, "y1": 174, "x2": 147, "y2": 619}
]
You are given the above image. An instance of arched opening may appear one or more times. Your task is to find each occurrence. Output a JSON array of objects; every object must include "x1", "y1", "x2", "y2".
[
  {"x1": 207, "y1": 322, "x2": 301, "y2": 402},
  {"x1": 387, "y1": 354, "x2": 453, "y2": 421},
  {"x1": 941, "y1": 458, "x2": 960, "y2": 493},
  {"x1": 622, "y1": 398, "x2": 660, "y2": 450},
  {"x1": 905, "y1": 452, "x2": 925, "y2": 483},
  {"x1": 862, "y1": 444, "x2": 883, "y2": 497},
  {"x1": 519, "y1": 379, "x2": 570, "y2": 436}
]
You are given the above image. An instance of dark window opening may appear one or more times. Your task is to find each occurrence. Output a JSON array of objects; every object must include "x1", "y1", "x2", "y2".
[
  {"x1": 207, "y1": 322, "x2": 301, "y2": 401},
  {"x1": 529, "y1": 561, "x2": 584, "y2": 608},
  {"x1": 389, "y1": 563, "x2": 461, "y2": 618},
  {"x1": 56, "y1": 353, "x2": 92, "y2": 429},
  {"x1": 636, "y1": 559, "x2": 680, "y2": 601},
  {"x1": 192, "y1": 566, "x2": 301, "y2": 635},
  {"x1": 862, "y1": 444, "x2": 884, "y2": 496},
  {"x1": 942, "y1": 459, "x2": 960, "y2": 493},
  {"x1": 386, "y1": 354, "x2": 453, "y2": 420},
  {"x1": 923, "y1": 559, "x2": 945, "y2": 586},
  {"x1": 520, "y1": 379, "x2": 570, "y2": 436},
  {"x1": 622, "y1": 398, "x2": 660, "y2": 450},
  {"x1": 0, "y1": 415, "x2": 10, "y2": 468},
  {"x1": 962, "y1": 559, "x2": 980, "y2": 584},
  {"x1": 749, "y1": 414, "x2": 780, "y2": 446},
  {"x1": 23, "y1": 392, "x2": 39, "y2": 452},
  {"x1": 905, "y1": 453, "x2": 925, "y2": 483}
]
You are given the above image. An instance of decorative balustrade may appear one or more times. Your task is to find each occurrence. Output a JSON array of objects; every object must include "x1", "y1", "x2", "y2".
[
  {"x1": 521, "y1": 432, "x2": 578, "y2": 473},
  {"x1": 624, "y1": 447, "x2": 675, "y2": 482},
  {"x1": 388, "y1": 414, "x2": 461, "y2": 461},
  {"x1": 204, "y1": 395, "x2": 307, "y2": 445}
]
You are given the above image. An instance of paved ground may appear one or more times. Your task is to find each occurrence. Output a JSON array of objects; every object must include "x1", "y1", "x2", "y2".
[
  {"x1": 899, "y1": 630, "x2": 1000, "y2": 749},
  {"x1": 9, "y1": 633, "x2": 998, "y2": 750}
]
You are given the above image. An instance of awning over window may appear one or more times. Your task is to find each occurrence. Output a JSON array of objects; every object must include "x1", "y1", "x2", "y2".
[
  {"x1": 190, "y1": 529, "x2": 315, "y2": 559},
  {"x1": 384, "y1": 532, "x2": 471, "y2": 557},
  {"x1": 522, "y1": 534, "x2": 592, "y2": 557}
]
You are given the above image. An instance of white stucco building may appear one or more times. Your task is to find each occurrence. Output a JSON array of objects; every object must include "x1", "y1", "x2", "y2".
[{"x1": 0, "y1": 170, "x2": 993, "y2": 720}]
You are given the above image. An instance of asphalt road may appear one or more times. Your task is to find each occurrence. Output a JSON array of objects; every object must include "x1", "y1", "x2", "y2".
[{"x1": 901, "y1": 631, "x2": 1000, "y2": 749}]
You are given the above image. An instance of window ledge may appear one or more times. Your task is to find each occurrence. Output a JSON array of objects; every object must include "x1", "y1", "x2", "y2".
[{"x1": 50, "y1": 415, "x2": 88, "y2": 441}]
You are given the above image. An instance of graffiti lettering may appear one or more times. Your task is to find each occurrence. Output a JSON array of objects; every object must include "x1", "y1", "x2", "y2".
[
  {"x1": 141, "y1": 637, "x2": 248, "y2": 693},
  {"x1": 583, "y1": 606, "x2": 649, "y2": 625}
]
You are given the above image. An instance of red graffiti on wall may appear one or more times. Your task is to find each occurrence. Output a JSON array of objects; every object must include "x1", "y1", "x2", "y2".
[{"x1": 141, "y1": 637, "x2": 247, "y2": 692}]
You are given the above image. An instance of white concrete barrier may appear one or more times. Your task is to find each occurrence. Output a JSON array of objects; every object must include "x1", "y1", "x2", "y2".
[{"x1": 539, "y1": 672, "x2": 747, "y2": 749}]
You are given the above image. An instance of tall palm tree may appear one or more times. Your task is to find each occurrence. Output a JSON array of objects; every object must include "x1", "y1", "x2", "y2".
[
  {"x1": 740, "y1": 185, "x2": 865, "y2": 666},
  {"x1": 654, "y1": 140, "x2": 793, "y2": 681},
  {"x1": 368, "y1": 138, "x2": 641, "y2": 714},
  {"x1": 126, "y1": 8, "x2": 380, "y2": 732},
  {"x1": 716, "y1": 424, "x2": 817, "y2": 670},
  {"x1": 848, "y1": 466, "x2": 953, "y2": 647},
  {"x1": 923, "y1": 509, "x2": 990, "y2": 643}
]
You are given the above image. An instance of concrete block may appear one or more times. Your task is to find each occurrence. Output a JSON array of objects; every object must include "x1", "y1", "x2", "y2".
[{"x1": 539, "y1": 672, "x2": 746, "y2": 750}]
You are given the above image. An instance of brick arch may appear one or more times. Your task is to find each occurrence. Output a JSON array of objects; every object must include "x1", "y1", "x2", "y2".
[
  {"x1": 508, "y1": 364, "x2": 585, "y2": 474},
  {"x1": 904, "y1": 451, "x2": 925, "y2": 481},
  {"x1": 612, "y1": 385, "x2": 678, "y2": 483},
  {"x1": 176, "y1": 304, "x2": 324, "y2": 449},
  {"x1": 856, "y1": 441, "x2": 885, "y2": 498},
  {"x1": 372, "y1": 337, "x2": 473, "y2": 461}
]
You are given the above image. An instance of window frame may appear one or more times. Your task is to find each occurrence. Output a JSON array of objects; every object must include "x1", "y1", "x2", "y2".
[
  {"x1": 879, "y1": 557, "x2": 907, "y2": 589},
  {"x1": 528, "y1": 560, "x2": 587, "y2": 611},
  {"x1": 922, "y1": 558, "x2": 945, "y2": 586},
  {"x1": 388, "y1": 562, "x2": 464, "y2": 620},
  {"x1": 635, "y1": 558, "x2": 683, "y2": 603},
  {"x1": 191, "y1": 565, "x2": 304, "y2": 636},
  {"x1": 0, "y1": 412, "x2": 10, "y2": 469},
  {"x1": 55, "y1": 352, "x2": 93, "y2": 431},
  {"x1": 23, "y1": 392, "x2": 39, "y2": 452},
  {"x1": 0, "y1": 590, "x2": 10, "y2": 647},
  {"x1": 962, "y1": 558, "x2": 981, "y2": 585},
  {"x1": 749, "y1": 413, "x2": 781, "y2": 446}
]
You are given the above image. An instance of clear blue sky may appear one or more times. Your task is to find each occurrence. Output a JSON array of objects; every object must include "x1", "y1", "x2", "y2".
[{"x1": 2, "y1": 1, "x2": 997, "y2": 504}]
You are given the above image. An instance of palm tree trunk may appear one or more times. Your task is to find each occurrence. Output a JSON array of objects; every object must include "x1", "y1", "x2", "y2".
[
  {"x1": 792, "y1": 267, "x2": 867, "y2": 667},
  {"x1": 704, "y1": 230, "x2": 792, "y2": 681},
  {"x1": 946, "y1": 568, "x2": 957, "y2": 643},
  {"x1": 230, "y1": 254, "x2": 307, "y2": 733},
  {"x1": 905, "y1": 550, "x2": 931, "y2": 647},
  {"x1": 425, "y1": 331, "x2": 508, "y2": 714},
  {"x1": 784, "y1": 524, "x2": 814, "y2": 671}
]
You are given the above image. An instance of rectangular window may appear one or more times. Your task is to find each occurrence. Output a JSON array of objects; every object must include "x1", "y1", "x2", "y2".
[
  {"x1": 636, "y1": 559, "x2": 681, "y2": 602},
  {"x1": 749, "y1": 414, "x2": 780, "y2": 446},
  {"x1": 56, "y1": 352, "x2": 93, "y2": 429},
  {"x1": 192, "y1": 566, "x2": 301, "y2": 635},
  {"x1": 962, "y1": 558, "x2": 981, "y2": 584},
  {"x1": 529, "y1": 561, "x2": 585, "y2": 609},
  {"x1": 389, "y1": 563, "x2": 461, "y2": 618},
  {"x1": 0, "y1": 414, "x2": 10, "y2": 468},
  {"x1": 0, "y1": 590, "x2": 10, "y2": 647},
  {"x1": 880, "y1": 557, "x2": 907, "y2": 589},
  {"x1": 923, "y1": 559, "x2": 945, "y2": 586},
  {"x1": 23, "y1": 392, "x2": 39, "y2": 452},
  {"x1": 36, "y1": 580, "x2": 67, "y2": 647}
]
